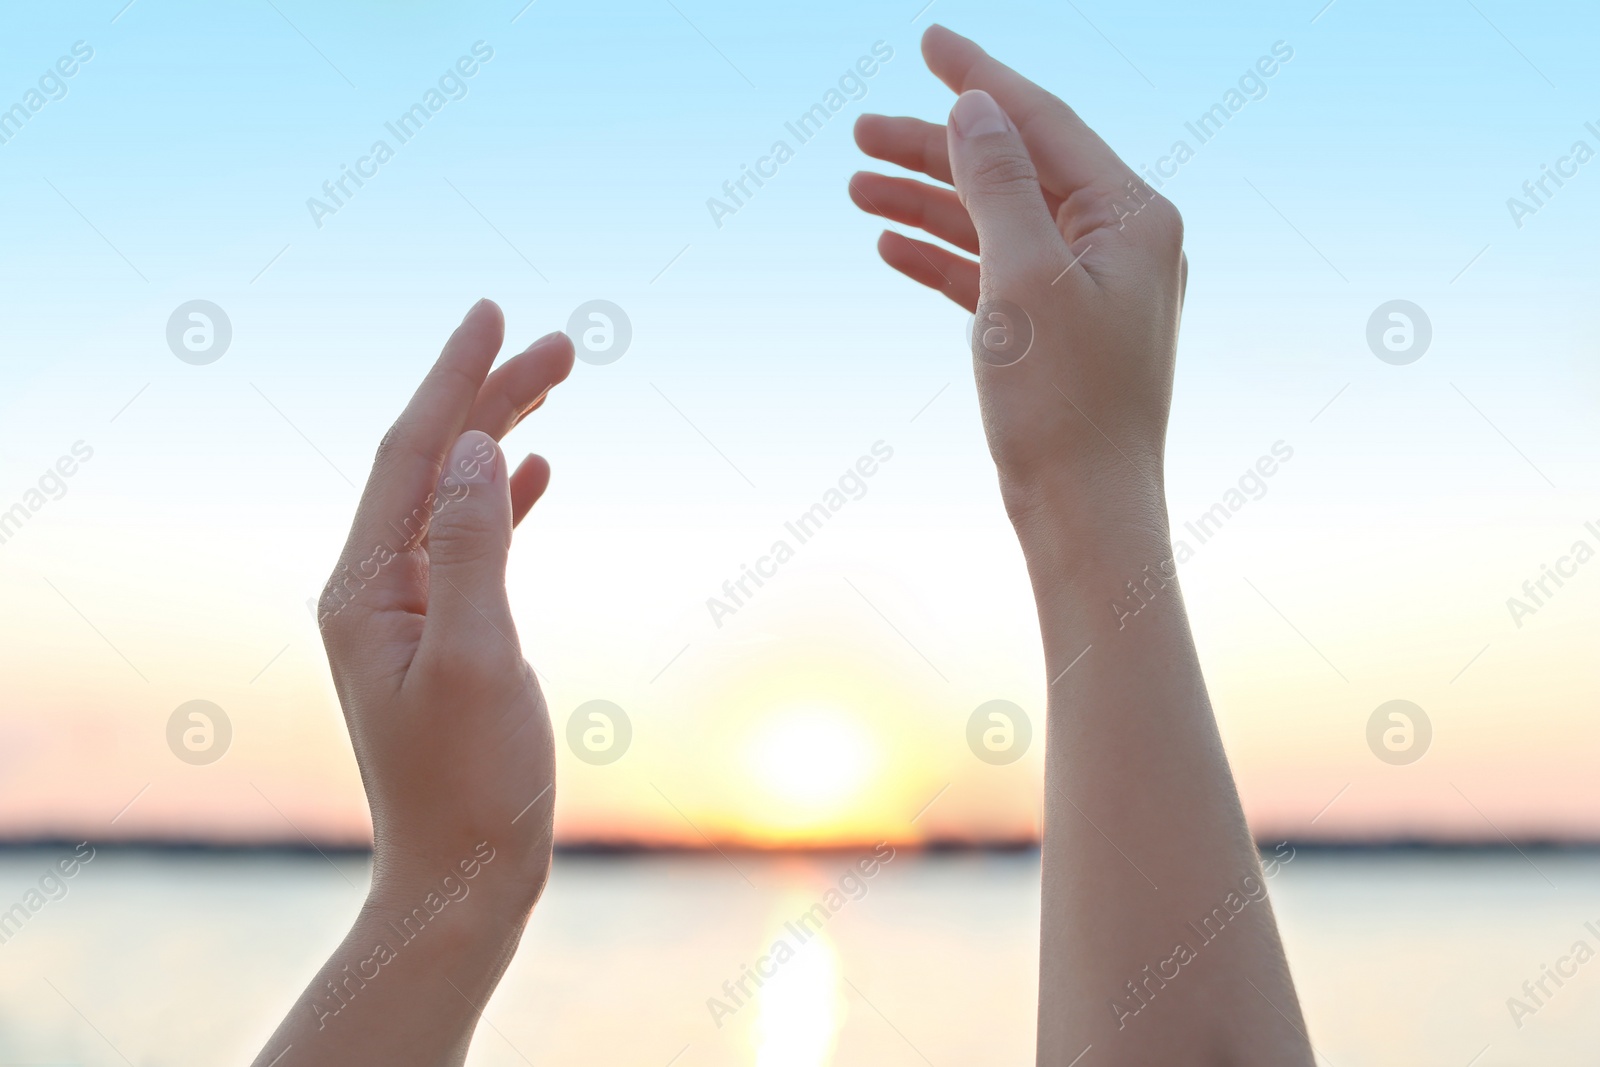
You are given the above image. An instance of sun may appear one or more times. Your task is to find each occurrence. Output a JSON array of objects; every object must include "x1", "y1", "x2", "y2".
[{"x1": 747, "y1": 706, "x2": 876, "y2": 817}]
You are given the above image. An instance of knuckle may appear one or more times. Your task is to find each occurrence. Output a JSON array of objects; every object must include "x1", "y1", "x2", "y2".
[
  {"x1": 316, "y1": 569, "x2": 363, "y2": 631},
  {"x1": 1059, "y1": 185, "x2": 1113, "y2": 232},
  {"x1": 966, "y1": 148, "x2": 1039, "y2": 195},
  {"x1": 373, "y1": 420, "x2": 432, "y2": 474},
  {"x1": 410, "y1": 643, "x2": 476, "y2": 692},
  {"x1": 373, "y1": 420, "x2": 406, "y2": 467},
  {"x1": 1083, "y1": 176, "x2": 1185, "y2": 250},
  {"x1": 1146, "y1": 197, "x2": 1185, "y2": 245},
  {"x1": 416, "y1": 628, "x2": 521, "y2": 688},
  {"x1": 427, "y1": 511, "x2": 507, "y2": 568}
]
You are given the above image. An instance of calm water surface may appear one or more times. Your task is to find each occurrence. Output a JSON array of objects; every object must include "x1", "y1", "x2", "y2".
[{"x1": 0, "y1": 848, "x2": 1594, "y2": 1064}]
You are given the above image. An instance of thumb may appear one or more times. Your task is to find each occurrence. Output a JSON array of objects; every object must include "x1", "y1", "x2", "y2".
[
  {"x1": 946, "y1": 90, "x2": 1064, "y2": 288},
  {"x1": 424, "y1": 429, "x2": 517, "y2": 650}
]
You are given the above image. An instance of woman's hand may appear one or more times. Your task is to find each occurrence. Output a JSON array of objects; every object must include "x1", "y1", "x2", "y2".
[
  {"x1": 852, "y1": 28, "x2": 1313, "y2": 1066},
  {"x1": 319, "y1": 298, "x2": 572, "y2": 912},
  {"x1": 254, "y1": 299, "x2": 574, "y2": 1067},
  {"x1": 852, "y1": 24, "x2": 1186, "y2": 527}
]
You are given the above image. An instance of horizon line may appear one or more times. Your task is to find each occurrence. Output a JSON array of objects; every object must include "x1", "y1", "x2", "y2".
[{"x1": 5, "y1": 835, "x2": 1600, "y2": 856}]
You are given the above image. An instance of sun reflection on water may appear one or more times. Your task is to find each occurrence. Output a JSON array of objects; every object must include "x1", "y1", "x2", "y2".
[{"x1": 751, "y1": 931, "x2": 843, "y2": 1067}]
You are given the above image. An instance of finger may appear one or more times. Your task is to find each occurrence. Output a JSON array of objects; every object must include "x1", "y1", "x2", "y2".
[
  {"x1": 944, "y1": 91, "x2": 1072, "y2": 291},
  {"x1": 877, "y1": 230, "x2": 980, "y2": 312},
  {"x1": 854, "y1": 113, "x2": 1067, "y2": 221},
  {"x1": 421, "y1": 430, "x2": 518, "y2": 655},
  {"x1": 329, "y1": 300, "x2": 505, "y2": 620},
  {"x1": 922, "y1": 24, "x2": 1129, "y2": 193},
  {"x1": 854, "y1": 113, "x2": 954, "y2": 185},
  {"x1": 465, "y1": 332, "x2": 576, "y2": 441},
  {"x1": 510, "y1": 454, "x2": 551, "y2": 529},
  {"x1": 850, "y1": 171, "x2": 979, "y2": 255}
]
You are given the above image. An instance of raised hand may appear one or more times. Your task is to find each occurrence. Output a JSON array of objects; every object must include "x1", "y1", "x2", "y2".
[
  {"x1": 853, "y1": 26, "x2": 1313, "y2": 1065},
  {"x1": 254, "y1": 299, "x2": 574, "y2": 1067},
  {"x1": 852, "y1": 24, "x2": 1186, "y2": 516}
]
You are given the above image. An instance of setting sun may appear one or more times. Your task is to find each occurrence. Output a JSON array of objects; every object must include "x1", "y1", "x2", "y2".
[{"x1": 748, "y1": 706, "x2": 876, "y2": 813}]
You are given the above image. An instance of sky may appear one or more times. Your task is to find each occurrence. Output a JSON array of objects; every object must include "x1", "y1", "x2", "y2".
[{"x1": 1, "y1": 0, "x2": 1598, "y2": 848}]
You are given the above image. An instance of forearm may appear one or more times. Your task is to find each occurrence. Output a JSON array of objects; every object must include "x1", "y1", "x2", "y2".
[
  {"x1": 1011, "y1": 474, "x2": 1312, "y2": 1065},
  {"x1": 252, "y1": 850, "x2": 532, "y2": 1067}
]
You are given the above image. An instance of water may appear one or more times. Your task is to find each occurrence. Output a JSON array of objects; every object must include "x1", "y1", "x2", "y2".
[{"x1": 0, "y1": 847, "x2": 1594, "y2": 1064}]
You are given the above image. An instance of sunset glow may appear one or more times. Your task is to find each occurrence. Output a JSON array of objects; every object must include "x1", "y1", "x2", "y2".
[{"x1": 1, "y1": 1, "x2": 1596, "y2": 855}]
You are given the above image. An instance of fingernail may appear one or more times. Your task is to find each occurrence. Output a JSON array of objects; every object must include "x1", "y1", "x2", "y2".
[
  {"x1": 526, "y1": 330, "x2": 563, "y2": 350},
  {"x1": 951, "y1": 90, "x2": 1010, "y2": 138},
  {"x1": 445, "y1": 430, "x2": 497, "y2": 487},
  {"x1": 462, "y1": 298, "x2": 490, "y2": 324}
]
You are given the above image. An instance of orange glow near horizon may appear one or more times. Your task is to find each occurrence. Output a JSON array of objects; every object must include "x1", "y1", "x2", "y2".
[{"x1": 741, "y1": 705, "x2": 879, "y2": 839}]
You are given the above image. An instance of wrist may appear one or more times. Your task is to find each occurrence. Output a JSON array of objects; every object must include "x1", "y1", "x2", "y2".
[
  {"x1": 999, "y1": 463, "x2": 1170, "y2": 569},
  {"x1": 356, "y1": 857, "x2": 531, "y2": 992},
  {"x1": 370, "y1": 836, "x2": 544, "y2": 934},
  {"x1": 1002, "y1": 470, "x2": 1192, "y2": 708},
  {"x1": 294, "y1": 876, "x2": 528, "y2": 1042}
]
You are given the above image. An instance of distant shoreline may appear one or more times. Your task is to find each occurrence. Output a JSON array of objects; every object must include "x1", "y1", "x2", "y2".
[{"x1": 1, "y1": 837, "x2": 1597, "y2": 856}]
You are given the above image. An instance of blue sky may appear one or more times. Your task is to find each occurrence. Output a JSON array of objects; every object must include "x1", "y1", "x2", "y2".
[{"x1": 2, "y1": 0, "x2": 1599, "y2": 844}]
